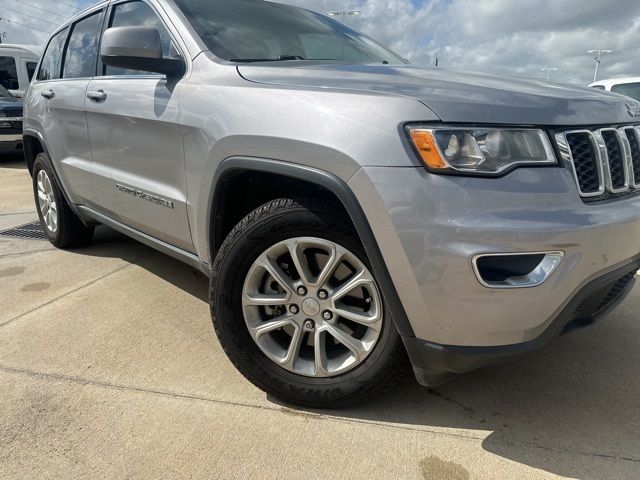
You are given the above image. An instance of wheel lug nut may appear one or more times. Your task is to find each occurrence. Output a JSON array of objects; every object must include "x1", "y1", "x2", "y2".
[
  {"x1": 318, "y1": 289, "x2": 328, "y2": 299},
  {"x1": 289, "y1": 305, "x2": 299, "y2": 314},
  {"x1": 297, "y1": 286, "x2": 307, "y2": 296},
  {"x1": 322, "y1": 310, "x2": 333, "y2": 320},
  {"x1": 304, "y1": 319, "x2": 315, "y2": 330}
]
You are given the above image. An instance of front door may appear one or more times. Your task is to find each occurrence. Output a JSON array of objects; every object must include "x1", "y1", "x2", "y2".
[{"x1": 85, "y1": 0, "x2": 192, "y2": 251}]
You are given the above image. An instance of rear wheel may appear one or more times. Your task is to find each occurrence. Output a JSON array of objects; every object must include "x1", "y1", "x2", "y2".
[
  {"x1": 211, "y1": 198, "x2": 407, "y2": 408},
  {"x1": 32, "y1": 153, "x2": 94, "y2": 248}
]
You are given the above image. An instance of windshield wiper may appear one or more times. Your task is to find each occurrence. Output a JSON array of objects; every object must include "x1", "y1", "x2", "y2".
[{"x1": 230, "y1": 55, "x2": 306, "y2": 63}]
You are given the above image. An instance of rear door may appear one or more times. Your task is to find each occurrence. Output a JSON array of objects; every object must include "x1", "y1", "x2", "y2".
[
  {"x1": 84, "y1": 0, "x2": 193, "y2": 251},
  {"x1": 27, "y1": 9, "x2": 105, "y2": 204}
]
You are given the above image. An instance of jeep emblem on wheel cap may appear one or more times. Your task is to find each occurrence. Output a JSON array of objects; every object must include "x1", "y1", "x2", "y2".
[{"x1": 302, "y1": 298, "x2": 321, "y2": 317}]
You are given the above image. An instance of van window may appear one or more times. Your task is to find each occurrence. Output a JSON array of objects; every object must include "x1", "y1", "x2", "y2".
[
  {"x1": 0, "y1": 56, "x2": 19, "y2": 90},
  {"x1": 591, "y1": 85, "x2": 605, "y2": 91},
  {"x1": 38, "y1": 27, "x2": 70, "y2": 81},
  {"x1": 104, "y1": 1, "x2": 174, "y2": 76},
  {"x1": 611, "y1": 82, "x2": 640, "y2": 102},
  {"x1": 26, "y1": 62, "x2": 38, "y2": 81},
  {"x1": 63, "y1": 11, "x2": 103, "y2": 79}
]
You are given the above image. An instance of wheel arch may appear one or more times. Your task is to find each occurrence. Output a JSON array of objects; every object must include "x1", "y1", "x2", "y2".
[
  {"x1": 22, "y1": 130, "x2": 47, "y2": 175},
  {"x1": 22, "y1": 129, "x2": 90, "y2": 224},
  {"x1": 209, "y1": 157, "x2": 415, "y2": 337}
]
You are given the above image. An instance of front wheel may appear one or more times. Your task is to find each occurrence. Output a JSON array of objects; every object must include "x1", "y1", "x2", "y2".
[{"x1": 210, "y1": 198, "x2": 407, "y2": 408}]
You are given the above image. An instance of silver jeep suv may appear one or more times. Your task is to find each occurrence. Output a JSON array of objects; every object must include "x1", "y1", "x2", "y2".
[{"x1": 23, "y1": 0, "x2": 640, "y2": 408}]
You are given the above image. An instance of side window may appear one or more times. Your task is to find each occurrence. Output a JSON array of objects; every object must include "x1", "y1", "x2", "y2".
[
  {"x1": 105, "y1": 1, "x2": 175, "y2": 76},
  {"x1": 26, "y1": 62, "x2": 38, "y2": 81},
  {"x1": 0, "y1": 56, "x2": 19, "y2": 90},
  {"x1": 63, "y1": 11, "x2": 103, "y2": 79},
  {"x1": 591, "y1": 85, "x2": 606, "y2": 91},
  {"x1": 37, "y1": 27, "x2": 70, "y2": 81}
]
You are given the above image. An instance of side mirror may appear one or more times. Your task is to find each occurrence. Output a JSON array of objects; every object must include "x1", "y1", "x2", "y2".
[{"x1": 100, "y1": 26, "x2": 184, "y2": 77}]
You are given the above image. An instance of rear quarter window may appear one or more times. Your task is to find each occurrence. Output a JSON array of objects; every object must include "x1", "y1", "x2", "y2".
[{"x1": 26, "y1": 62, "x2": 38, "y2": 81}]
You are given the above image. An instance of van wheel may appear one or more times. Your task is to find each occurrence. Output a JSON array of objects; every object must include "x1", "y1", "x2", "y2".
[
  {"x1": 32, "y1": 153, "x2": 94, "y2": 248},
  {"x1": 211, "y1": 198, "x2": 407, "y2": 408}
]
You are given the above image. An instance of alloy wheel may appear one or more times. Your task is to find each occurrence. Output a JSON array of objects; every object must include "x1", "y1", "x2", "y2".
[
  {"x1": 36, "y1": 169, "x2": 58, "y2": 233},
  {"x1": 242, "y1": 237, "x2": 383, "y2": 377}
]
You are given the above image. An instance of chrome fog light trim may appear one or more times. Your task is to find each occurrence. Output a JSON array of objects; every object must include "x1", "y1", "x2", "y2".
[{"x1": 472, "y1": 251, "x2": 565, "y2": 289}]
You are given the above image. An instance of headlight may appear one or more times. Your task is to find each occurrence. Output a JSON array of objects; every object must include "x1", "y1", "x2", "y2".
[{"x1": 407, "y1": 126, "x2": 557, "y2": 175}]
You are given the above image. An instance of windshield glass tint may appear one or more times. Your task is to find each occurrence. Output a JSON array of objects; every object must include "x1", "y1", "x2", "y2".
[
  {"x1": 611, "y1": 82, "x2": 640, "y2": 102},
  {"x1": 172, "y1": 0, "x2": 405, "y2": 64}
]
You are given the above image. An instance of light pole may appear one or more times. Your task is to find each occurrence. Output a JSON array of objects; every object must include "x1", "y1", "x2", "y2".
[
  {"x1": 326, "y1": 10, "x2": 361, "y2": 23},
  {"x1": 540, "y1": 67, "x2": 558, "y2": 81},
  {"x1": 588, "y1": 49, "x2": 613, "y2": 83}
]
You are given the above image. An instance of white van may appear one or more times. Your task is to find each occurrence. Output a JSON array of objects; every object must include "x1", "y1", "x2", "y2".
[
  {"x1": 589, "y1": 77, "x2": 640, "y2": 102},
  {"x1": 0, "y1": 44, "x2": 42, "y2": 97}
]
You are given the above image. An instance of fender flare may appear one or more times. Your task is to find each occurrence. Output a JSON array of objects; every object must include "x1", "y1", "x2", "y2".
[{"x1": 209, "y1": 157, "x2": 415, "y2": 338}]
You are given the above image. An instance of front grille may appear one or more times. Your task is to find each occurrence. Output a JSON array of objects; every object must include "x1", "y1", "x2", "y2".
[
  {"x1": 556, "y1": 125, "x2": 640, "y2": 201},
  {"x1": 565, "y1": 133, "x2": 600, "y2": 194}
]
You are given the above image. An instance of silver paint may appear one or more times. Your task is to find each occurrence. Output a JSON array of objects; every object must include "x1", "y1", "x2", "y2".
[{"x1": 23, "y1": 0, "x2": 640, "y2": 351}]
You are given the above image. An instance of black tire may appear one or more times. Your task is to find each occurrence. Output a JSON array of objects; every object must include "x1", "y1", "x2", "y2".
[
  {"x1": 210, "y1": 198, "x2": 407, "y2": 408},
  {"x1": 32, "y1": 152, "x2": 94, "y2": 248}
]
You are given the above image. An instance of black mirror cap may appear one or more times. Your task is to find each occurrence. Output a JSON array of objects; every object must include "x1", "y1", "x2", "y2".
[
  {"x1": 100, "y1": 26, "x2": 185, "y2": 77},
  {"x1": 101, "y1": 54, "x2": 185, "y2": 76}
]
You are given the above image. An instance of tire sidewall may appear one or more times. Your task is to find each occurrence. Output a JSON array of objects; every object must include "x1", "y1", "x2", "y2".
[{"x1": 211, "y1": 201, "x2": 403, "y2": 406}]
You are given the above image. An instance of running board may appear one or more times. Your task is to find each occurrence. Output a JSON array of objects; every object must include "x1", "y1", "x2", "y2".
[{"x1": 76, "y1": 205, "x2": 211, "y2": 277}]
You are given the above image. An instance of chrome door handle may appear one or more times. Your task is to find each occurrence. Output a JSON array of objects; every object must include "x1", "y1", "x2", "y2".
[
  {"x1": 41, "y1": 89, "x2": 55, "y2": 99},
  {"x1": 87, "y1": 90, "x2": 107, "y2": 102}
]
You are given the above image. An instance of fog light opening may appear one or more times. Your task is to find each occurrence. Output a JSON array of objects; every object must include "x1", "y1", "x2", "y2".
[{"x1": 473, "y1": 252, "x2": 564, "y2": 288}]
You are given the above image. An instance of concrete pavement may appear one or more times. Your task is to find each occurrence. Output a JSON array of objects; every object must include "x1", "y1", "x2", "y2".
[{"x1": 1, "y1": 151, "x2": 639, "y2": 479}]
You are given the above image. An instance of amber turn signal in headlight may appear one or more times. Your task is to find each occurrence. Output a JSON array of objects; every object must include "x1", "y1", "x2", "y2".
[
  {"x1": 407, "y1": 129, "x2": 447, "y2": 169},
  {"x1": 406, "y1": 126, "x2": 557, "y2": 175}
]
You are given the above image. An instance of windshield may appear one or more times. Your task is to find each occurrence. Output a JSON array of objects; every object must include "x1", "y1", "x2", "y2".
[
  {"x1": 172, "y1": 0, "x2": 406, "y2": 64},
  {"x1": 0, "y1": 85, "x2": 13, "y2": 98},
  {"x1": 611, "y1": 82, "x2": 640, "y2": 102}
]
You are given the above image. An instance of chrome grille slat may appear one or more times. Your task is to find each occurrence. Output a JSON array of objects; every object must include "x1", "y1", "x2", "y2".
[
  {"x1": 622, "y1": 127, "x2": 640, "y2": 188},
  {"x1": 599, "y1": 129, "x2": 629, "y2": 193},
  {"x1": 556, "y1": 124, "x2": 640, "y2": 200}
]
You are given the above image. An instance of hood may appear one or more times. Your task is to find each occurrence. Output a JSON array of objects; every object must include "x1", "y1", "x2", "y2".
[{"x1": 238, "y1": 63, "x2": 640, "y2": 126}]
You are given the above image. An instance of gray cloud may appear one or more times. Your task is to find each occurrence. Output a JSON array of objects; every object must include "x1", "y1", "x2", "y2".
[{"x1": 279, "y1": 0, "x2": 640, "y2": 85}]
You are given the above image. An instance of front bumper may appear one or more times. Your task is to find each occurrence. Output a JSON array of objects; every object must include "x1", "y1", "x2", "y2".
[
  {"x1": 405, "y1": 259, "x2": 637, "y2": 385},
  {"x1": 348, "y1": 165, "x2": 640, "y2": 380}
]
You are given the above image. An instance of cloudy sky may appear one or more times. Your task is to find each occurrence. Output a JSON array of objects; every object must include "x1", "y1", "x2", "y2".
[{"x1": 1, "y1": 0, "x2": 638, "y2": 85}]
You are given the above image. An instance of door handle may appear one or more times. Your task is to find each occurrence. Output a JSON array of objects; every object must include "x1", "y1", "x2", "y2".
[
  {"x1": 41, "y1": 89, "x2": 55, "y2": 99},
  {"x1": 87, "y1": 90, "x2": 107, "y2": 102}
]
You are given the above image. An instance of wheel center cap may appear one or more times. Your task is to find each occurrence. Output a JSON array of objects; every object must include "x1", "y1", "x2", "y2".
[{"x1": 301, "y1": 298, "x2": 320, "y2": 317}]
